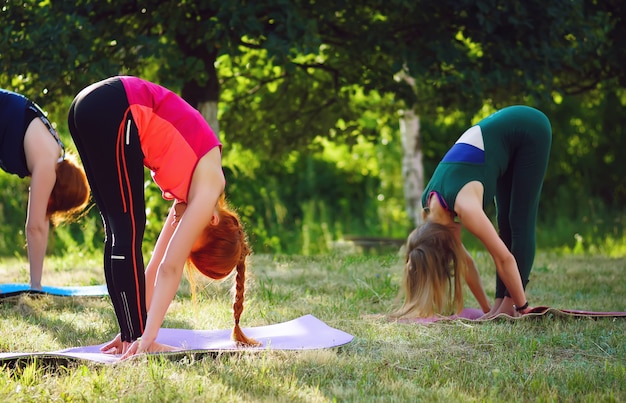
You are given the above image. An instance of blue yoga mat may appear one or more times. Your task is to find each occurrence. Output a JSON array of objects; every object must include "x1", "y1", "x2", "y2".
[
  {"x1": 0, "y1": 315, "x2": 354, "y2": 364},
  {"x1": 0, "y1": 283, "x2": 108, "y2": 299}
]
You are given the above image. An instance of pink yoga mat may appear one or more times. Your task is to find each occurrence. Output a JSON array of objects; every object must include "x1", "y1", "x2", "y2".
[
  {"x1": 403, "y1": 306, "x2": 626, "y2": 324},
  {"x1": 0, "y1": 315, "x2": 353, "y2": 365}
]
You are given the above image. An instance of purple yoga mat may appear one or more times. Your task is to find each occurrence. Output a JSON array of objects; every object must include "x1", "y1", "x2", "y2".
[
  {"x1": 0, "y1": 315, "x2": 353, "y2": 364},
  {"x1": 402, "y1": 306, "x2": 626, "y2": 324}
]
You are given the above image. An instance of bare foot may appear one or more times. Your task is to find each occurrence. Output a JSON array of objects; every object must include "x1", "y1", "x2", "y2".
[
  {"x1": 29, "y1": 283, "x2": 43, "y2": 291},
  {"x1": 479, "y1": 298, "x2": 504, "y2": 319}
]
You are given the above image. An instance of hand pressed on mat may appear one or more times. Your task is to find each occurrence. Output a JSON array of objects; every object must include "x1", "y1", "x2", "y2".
[
  {"x1": 100, "y1": 333, "x2": 179, "y2": 358},
  {"x1": 121, "y1": 337, "x2": 179, "y2": 360}
]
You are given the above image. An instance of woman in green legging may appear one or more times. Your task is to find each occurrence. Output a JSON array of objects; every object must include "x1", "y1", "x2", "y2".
[{"x1": 393, "y1": 105, "x2": 552, "y2": 319}]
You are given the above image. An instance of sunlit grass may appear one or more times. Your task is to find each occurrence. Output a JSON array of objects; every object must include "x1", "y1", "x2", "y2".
[{"x1": 1, "y1": 250, "x2": 625, "y2": 402}]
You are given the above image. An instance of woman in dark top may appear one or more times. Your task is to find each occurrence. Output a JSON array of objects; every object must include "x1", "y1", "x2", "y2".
[{"x1": 0, "y1": 89, "x2": 89, "y2": 290}]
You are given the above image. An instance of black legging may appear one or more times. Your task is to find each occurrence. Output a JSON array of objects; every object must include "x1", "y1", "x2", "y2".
[{"x1": 68, "y1": 77, "x2": 147, "y2": 342}]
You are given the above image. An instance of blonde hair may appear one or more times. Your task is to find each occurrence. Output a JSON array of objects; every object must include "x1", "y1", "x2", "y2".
[
  {"x1": 187, "y1": 196, "x2": 259, "y2": 346},
  {"x1": 391, "y1": 222, "x2": 467, "y2": 319},
  {"x1": 47, "y1": 153, "x2": 90, "y2": 225}
]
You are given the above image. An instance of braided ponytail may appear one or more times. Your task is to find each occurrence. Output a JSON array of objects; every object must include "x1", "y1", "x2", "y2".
[
  {"x1": 187, "y1": 196, "x2": 259, "y2": 346},
  {"x1": 231, "y1": 245, "x2": 259, "y2": 345}
]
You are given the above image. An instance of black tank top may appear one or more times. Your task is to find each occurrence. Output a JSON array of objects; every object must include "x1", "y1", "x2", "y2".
[
  {"x1": 0, "y1": 89, "x2": 30, "y2": 177},
  {"x1": 0, "y1": 89, "x2": 64, "y2": 178}
]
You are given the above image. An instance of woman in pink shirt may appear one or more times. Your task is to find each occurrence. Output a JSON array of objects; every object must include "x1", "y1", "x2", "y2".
[{"x1": 68, "y1": 76, "x2": 257, "y2": 357}]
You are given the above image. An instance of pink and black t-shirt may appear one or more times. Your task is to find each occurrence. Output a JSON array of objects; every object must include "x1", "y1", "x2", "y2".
[{"x1": 119, "y1": 76, "x2": 222, "y2": 202}]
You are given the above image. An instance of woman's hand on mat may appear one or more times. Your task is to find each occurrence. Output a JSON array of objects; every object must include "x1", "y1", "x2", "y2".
[
  {"x1": 120, "y1": 338, "x2": 178, "y2": 360},
  {"x1": 100, "y1": 333, "x2": 132, "y2": 355}
]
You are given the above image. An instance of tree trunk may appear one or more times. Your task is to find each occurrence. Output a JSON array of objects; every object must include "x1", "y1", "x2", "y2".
[
  {"x1": 178, "y1": 44, "x2": 220, "y2": 137},
  {"x1": 399, "y1": 107, "x2": 424, "y2": 228},
  {"x1": 198, "y1": 100, "x2": 220, "y2": 138}
]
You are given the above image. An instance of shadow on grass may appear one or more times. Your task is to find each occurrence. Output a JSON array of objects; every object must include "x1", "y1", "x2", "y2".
[{"x1": 0, "y1": 293, "x2": 194, "y2": 353}]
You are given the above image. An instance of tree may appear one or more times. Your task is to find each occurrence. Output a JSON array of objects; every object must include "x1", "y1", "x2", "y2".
[
  {"x1": 0, "y1": 1, "x2": 321, "y2": 135},
  {"x1": 290, "y1": 0, "x2": 625, "y2": 225},
  {"x1": 0, "y1": 1, "x2": 151, "y2": 103},
  {"x1": 1, "y1": 0, "x2": 624, "y2": 248}
]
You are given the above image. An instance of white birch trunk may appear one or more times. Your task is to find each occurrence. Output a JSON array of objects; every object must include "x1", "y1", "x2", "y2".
[
  {"x1": 399, "y1": 107, "x2": 424, "y2": 228},
  {"x1": 198, "y1": 100, "x2": 220, "y2": 138}
]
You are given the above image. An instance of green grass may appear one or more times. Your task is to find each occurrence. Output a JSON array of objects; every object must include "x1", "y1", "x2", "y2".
[{"x1": 1, "y1": 251, "x2": 625, "y2": 402}]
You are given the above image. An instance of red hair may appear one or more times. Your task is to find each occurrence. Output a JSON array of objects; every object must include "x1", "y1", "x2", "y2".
[
  {"x1": 187, "y1": 197, "x2": 259, "y2": 346},
  {"x1": 47, "y1": 154, "x2": 90, "y2": 225}
]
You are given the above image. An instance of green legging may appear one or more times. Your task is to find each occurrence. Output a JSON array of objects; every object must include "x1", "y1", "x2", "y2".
[{"x1": 478, "y1": 106, "x2": 552, "y2": 298}]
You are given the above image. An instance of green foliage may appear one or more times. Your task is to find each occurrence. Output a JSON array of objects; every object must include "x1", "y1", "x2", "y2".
[
  {"x1": 0, "y1": 0, "x2": 152, "y2": 105},
  {"x1": 1, "y1": 0, "x2": 625, "y2": 259},
  {"x1": 0, "y1": 175, "x2": 29, "y2": 256},
  {"x1": 4, "y1": 0, "x2": 623, "y2": 148},
  {"x1": 223, "y1": 145, "x2": 390, "y2": 254},
  {"x1": 538, "y1": 89, "x2": 626, "y2": 211}
]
